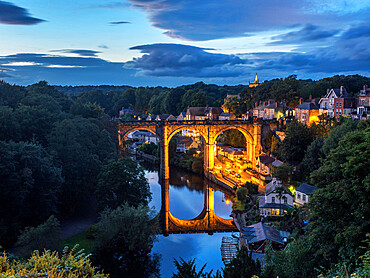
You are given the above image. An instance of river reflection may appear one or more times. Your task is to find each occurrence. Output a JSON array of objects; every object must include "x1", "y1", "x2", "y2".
[{"x1": 146, "y1": 167, "x2": 235, "y2": 278}]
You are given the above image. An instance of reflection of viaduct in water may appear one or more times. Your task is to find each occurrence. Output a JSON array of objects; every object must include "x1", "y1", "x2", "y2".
[{"x1": 159, "y1": 179, "x2": 237, "y2": 235}]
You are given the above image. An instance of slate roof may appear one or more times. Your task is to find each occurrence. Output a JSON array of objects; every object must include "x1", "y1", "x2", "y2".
[
  {"x1": 296, "y1": 102, "x2": 319, "y2": 110},
  {"x1": 258, "y1": 154, "x2": 275, "y2": 165},
  {"x1": 241, "y1": 222, "x2": 285, "y2": 245},
  {"x1": 296, "y1": 183, "x2": 318, "y2": 194},
  {"x1": 272, "y1": 160, "x2": 283, "y2": 167}
]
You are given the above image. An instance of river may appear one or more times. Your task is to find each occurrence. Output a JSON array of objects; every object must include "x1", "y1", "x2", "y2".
[{"x1": 146, "y1": 167, "x2": 235, "y2": 277}]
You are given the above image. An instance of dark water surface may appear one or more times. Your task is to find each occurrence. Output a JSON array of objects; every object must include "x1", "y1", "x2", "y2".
[{"x1": 146, "y1": 168, "x2": 234, "y2": 277}]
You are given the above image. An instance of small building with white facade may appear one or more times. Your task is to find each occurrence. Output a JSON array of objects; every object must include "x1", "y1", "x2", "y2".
[
  {"x1": 295, "y1": 183, "x2": 318, "y2": 205},
  {"x1": 259, "y1": 178, "x2": 294, "y2": 217}
]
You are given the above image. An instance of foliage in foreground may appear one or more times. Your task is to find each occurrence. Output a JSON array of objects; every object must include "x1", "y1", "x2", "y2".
[
  {"x1": 0, "y1": 246, "x2": 107, "y2": 277},
  {"x1": 92, "y1": 204, "x2": 160, "y2": 278},
  {"x1": 172, "y1": 258, "x2": 221, "y2": 278},
  {"x1": 15, "y1": 215, "x2": 61, "y2": 258}
]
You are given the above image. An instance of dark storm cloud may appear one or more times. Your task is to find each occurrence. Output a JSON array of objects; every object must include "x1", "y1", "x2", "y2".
[
  {"x1": 126, "y1": 43, "x2": 248, "y2": 77},
  {"x1": 341, "y1": 24, "x2": 370, "y2": 40},
  {"x1": 110, "y1": 21, "x2": 131, "y2": 24},
  {"x1": 126, "y1": 0, "x2": 358, "y2": 41},
  {"x1": 0, "y1": 1, "x2": 45, "y2": 25},
  {"x1": 50, "y1": 49, "x2": 101, "y2": 57},
  {"x1": 269, "y1": 24, "x2": 340, "y2": 45}
]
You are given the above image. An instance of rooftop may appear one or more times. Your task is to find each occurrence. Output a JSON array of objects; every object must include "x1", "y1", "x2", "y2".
[
  {"x1": 296, "y1": 183, "x2": 318, "y2": 194},
  {"x1": 241, "y1": 222, "x2": 285, "y2": 245}
]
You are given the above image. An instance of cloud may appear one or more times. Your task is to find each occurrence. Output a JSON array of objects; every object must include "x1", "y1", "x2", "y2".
[
  {"x1": 50, "y1": 49, "x2": 101, "y2": 57},
  {"x1": 90, "y1": 2, "x2": 130, "y2": 9},
  {"x1": 269, "y1": 24, "x2": 340, "y2": 45},
  {"x1": 0, "y1": 52, "x2": 203, "y2": 86},
  {"x1": 0, "y1": 69, "x2": 11, "y2": 78},
  {"x1": 341, "y1": 24, "x2": 370, "y2": 40},
  {"x1": 127, "y1": 0, "x2": 369, "y2": 41},
  {"x1": 0, "y1": 1, "x2": 45, "y2": 25},
  {"x1": 126, "y1": 43, "x2": 248, "y2": 77},
  {"x1": 109, "y1": 21, "x2": 131, "y2": 25},
  {"x1": 98, "y1": 44, "x2": 109, "y2": 49}
]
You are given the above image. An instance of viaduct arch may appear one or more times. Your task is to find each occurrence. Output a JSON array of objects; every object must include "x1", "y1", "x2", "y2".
[{"x1": 118, "y1": 120, "x2": 266, "y2": 179}]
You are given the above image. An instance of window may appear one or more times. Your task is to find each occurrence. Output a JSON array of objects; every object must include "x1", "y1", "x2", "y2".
[
  {"x1": 302, "y1": 195, "x2": 306, "y2": 201},
  {"x1": 283, "y1": 196, "x2": 287, "y2": 204},
  {"x1": 336, "y1": 102, "x2": 338, "y2": 107},
  {"x1": 339, "y1": 102, "x2": 342, "y2": 107},
  {"x1": 339, "y1": 110, "x2": 342, "y2": 115},
  {"x1": 297, "y1": 193, "x2": 301, "y2": 200},
  {"x1": 272, "y1": 197, "x2": 275, "y2": 203}
]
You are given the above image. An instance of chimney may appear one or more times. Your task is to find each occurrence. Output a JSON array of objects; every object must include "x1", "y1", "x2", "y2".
[
  {"x1": 255, "y1": 102, "x2": 258, "y2": 108},
  {"x1": 309, "y1": 94, "x2": 312, "y2": 100},
  {"x1": 259, "y1": 100, "x2": 263, "y2": 105},
  {"x1": 340, "y1": 86, "x2": 345, "y2": 96},
  {"x1": 327, "y1": 89, "x2": 329, "y2": 95},
  {"x1": 299, "y1": 97, "x2": 304, "y2": 104}
]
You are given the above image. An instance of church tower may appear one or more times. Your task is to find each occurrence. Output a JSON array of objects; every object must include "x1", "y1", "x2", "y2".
[{"x1": 249, "y1": 73, "x2": 263, "y2": 88}]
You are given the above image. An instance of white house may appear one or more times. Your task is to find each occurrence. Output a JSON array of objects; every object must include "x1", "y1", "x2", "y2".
[
  {"x1": 319, "y1": 86, "x2": 348, "y2": 117},
  {"x1": 295, "y1": 183, "x2": 318, "y2": 205},
  {"x1": 129, "y1": 130, "x2": 159, "y2": 144},
  {"x1": 259, "y1": 178, "x2": 294, "y2": 217}
]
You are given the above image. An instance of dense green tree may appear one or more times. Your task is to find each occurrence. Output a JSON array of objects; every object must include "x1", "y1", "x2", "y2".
[
  {"x1": 221, "y1": 129, "x2": 246, "y2": 148},
  {"x1": 264, "y1": 237, "x2": 316, "y2": 278},
  {"x1": 236, "y1": 187, "x2": 249, "y2": 204},
  {"x1": 135, "y1": 87, "x2": 152, "y2": 113},
  {"x1": 223, "y1": 96, "x2": 241, "y2": 115},
  {"x1": 0, "y1": 141, "x2": 63, "y2": 246},
  {"x1": 0, "y1": 80, "x2": 26, "y2": 108},
  {"x1": 273, "y1": 163, "x2": 293, "y2": 184},
  {"x1": 92, "y1": 204, "x2": 160, "y2": 278},
  {"x1": 321, "y1": 119, "x2": 358, "y2": 156},
  {"x1": 15, "y1": 215, "x2": 61, "y2": 257},
  {"x1": 298, "y1": 137, "x2": 324, "y2": 180},
  {"x1": 95, "y1": 158, "x2": 151, "y2": 210},
  {"x1": 309, "y1": 125, "x2": 370, "y2": 268},
  {"x1": 148, "y1": 91, "x2": 166, "y2": 115},
  {"x1": 47, "y1": 117, "x2": 116, "y2": 210},
  {"x1": 277, "y1": 121, "x2": 314, "y2": 162},
  {"x1": 0, "y1": 106, "x2": 19, "y2": 141},
  {"x1": 192, "y1": 157, "x2": 204, "y2": 175},
  {"x1": 223, "y1": 246, "x2": 261, "y2": 278},
  {"x1": 138, "y1": 142, "x2": 158, "y2": 156},
  {"x1": 70, "y1": 100, "x2": 106, "y2": 119},
  {"x1": 164, "y1": 87, "x2": 186, "y2": 115},
  {"x1": 27, "y1": 81, "x2": 73, "y2": 112}
]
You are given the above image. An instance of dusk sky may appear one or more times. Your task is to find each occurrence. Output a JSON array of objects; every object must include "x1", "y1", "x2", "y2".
[{"x1": 0, "y1": 0, "x2": 369, "y2": 86}]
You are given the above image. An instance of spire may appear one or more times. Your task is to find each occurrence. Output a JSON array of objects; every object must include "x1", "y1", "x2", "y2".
[{"x1": 254, "y1": 73, "x2": 259, "y2": 83}]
